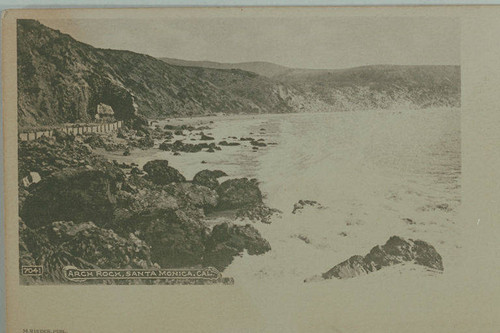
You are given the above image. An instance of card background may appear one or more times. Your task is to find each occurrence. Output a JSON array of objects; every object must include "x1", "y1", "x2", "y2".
[{"x1": 3, "y1": 6, "x2": 500, "y2": 333}]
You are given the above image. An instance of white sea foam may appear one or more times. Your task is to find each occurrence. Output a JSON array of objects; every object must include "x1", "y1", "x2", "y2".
[
  {"x1": 210, "y1": 109, "x2": 462, "y2": 283},
  {"x1": 102, "y1": 109, "x2": 472, "y2": 331},
  {"x1": 110, "y1": 109, "x2": 461, "y2": 284}
]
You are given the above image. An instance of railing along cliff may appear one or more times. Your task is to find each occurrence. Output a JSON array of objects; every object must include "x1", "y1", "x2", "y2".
[{"x1": 18, "y1": 121, "x2": 123, "y2": 142}]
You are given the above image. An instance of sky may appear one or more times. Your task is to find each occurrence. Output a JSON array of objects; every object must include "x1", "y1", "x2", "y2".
[{"x1": 39, "y1": 16, "x2": 460, "y2": 69}]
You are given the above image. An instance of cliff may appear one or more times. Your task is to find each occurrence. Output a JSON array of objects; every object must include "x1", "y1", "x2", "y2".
[
  {"x1": 17, "y1": 19, "x2": 461, "y2": 128},
  {"x1": 17, "y1": 20, "x2": 309, "y2": 128}
]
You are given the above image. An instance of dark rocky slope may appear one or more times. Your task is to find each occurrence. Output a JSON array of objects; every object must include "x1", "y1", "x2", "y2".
[
  {"x1": 305, "y1": 236, "x2": 443, "y2": 282},
  {"x1": 18, "y1": 20, "x2": 460, "y2": 129},
  {"x1": 17, "y1": 20, "x2": 318, "y2": 128},
  {"x1": 18, "y1": 134, "x2": 275, "y2": 284}
]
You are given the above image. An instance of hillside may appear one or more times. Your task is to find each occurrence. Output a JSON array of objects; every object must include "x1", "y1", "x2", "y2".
[
  {"x1": 17, "y1": 20, "x2": 311, "y2": 128},
  {"x1": 275, "y1": 65, "x2": 461, "y2": 110},
  {"x1": 162, "y1": 57, "x2": 460, "y2": 111},
  {"x1": 161, "y1": 58, "x2": 290, "y2": 78},
  {"x1": 18, "y1": 20, "x2": 461, "y2": 128}
]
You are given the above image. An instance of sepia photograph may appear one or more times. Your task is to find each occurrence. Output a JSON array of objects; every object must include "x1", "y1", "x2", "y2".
[
  {"x1": 15, "y1": 15, "x2": 461, "y2": 285},
  {"x1": 3, "y1": 6, "x2": 500, "y2": 333}
]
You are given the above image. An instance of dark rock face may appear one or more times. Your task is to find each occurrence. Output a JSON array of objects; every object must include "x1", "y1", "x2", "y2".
[
  {"x1": 235, "y1": 203, "x2": 282, "y2": 224},
  {"x1": 20, "y1": 168, "x2": 124, "y2": 228},
  {"x1": 112, "y1": 188, "x2": 179, "y2": 235},
  {"x1": 151, "y1": 127, "x2": 173, "y2": 141},
  {"x1": 216, "y1": 178, "x2": 263, "y2": 210},
  {"x1": 18, "y1": 138, "x2": 275, "y2": 283},
  {"x1": 164, "y1": 182, "x2": 219, "y2": 212},
  {"x1": 204, "y1": 222, "x2": 271, "y2": 270},
  {"x1": 159, "y1": 140, "x2": 219, "y2": 153},
  {"x1": 163, "y1": 124, "x2": 204, "y2": 132},
  {"x1": 218, "y1": 141, "x2": 240, "y2": 146},
  {"x1": 18, "y1": 20, "x2": 317, "y2": 127},
  {"x1": 41, "y1": 221, "x2": 153, "y2": 269},
  {"x1": 17, "y1": 135, "x2": 125, "y2": 211},
  {"x1": 20, "y1": 222, "x2": 97, "y2": 284},
  {"x1": 82, "y1": 133, "x2": 126, "y2": 152},
  {"x1": 250, "y1": 140, "x2": 267, "y2": 147},
  {"x1": 292, "y1": 200, "x2": 325, "y2": 214},
  {"x1": 321, "y1": 236, "x2": 443, "y2": 280},
  {"x1": 412, "y1": 239, "x2": 444, "y2": 270},
  {"x1": 19, "y1": 136, "x2": 104, "y2": 180},
  {"x1": 141, "y1": 210, "x2": 209, "y2": 268},
  {"x1": 135, "y1": 135, "x2": 154, "y2": 150},
  {"x1": 192, "y1": 169, "x2": 228, "y2": 190},
  {"x1": 19, "y1": 219, "x2": 154, "y2": 284},
  {"x1": 200, "y1": 132, "x2": 214, "y2": 141},
  {"x1": 143, "y1": 159, "x2": 186, "y2": 185}
]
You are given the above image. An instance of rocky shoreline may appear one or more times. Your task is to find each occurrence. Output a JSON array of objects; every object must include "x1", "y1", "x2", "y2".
[
  {"x1": 305, "y1": 236, "x2": 444, "y2": 282},
  {"x1": 19, "y1": 120, "x2": 446, "y2": 285},
  {"x1": 18, "y1": 122, "x2": 278, "y2": 285}
]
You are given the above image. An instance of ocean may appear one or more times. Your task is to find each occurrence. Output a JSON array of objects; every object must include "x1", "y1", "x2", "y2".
[
  {"x1": 100, "y1": 108, "x2": 465, "y2": 331},
  {"x1": 107, "y1": 108, "x2": 461, "y2": 281}
]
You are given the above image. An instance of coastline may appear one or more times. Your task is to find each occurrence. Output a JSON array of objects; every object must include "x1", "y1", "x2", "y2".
[
  {"x1": 17, "y1": 117, "x2": 280, "y2": 284},
  {"x1": 17, "y1": 108, "x2": 459, "y2": 286}
]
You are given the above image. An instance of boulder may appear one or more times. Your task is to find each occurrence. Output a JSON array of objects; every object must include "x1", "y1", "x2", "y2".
[
  {"x1": 203, "y1": 222, "x2": 271, "y2": 271},
  {"x1": 143, "y1": 160, "x2": 186, "y2": 185},
  {"x1": 19, "y1": 220, "x2": 96, "y2": 284},
  {"x1": 103, "y1": 142, "x2": 128, "y2": 152},
  {"x1": 200, "y1": 132, "x2": 214, "y2": 141},
  {"x1": 292, "y1": 200, "x2": 325, "y2": 214},
  {"x1": 163, "y1": 124, "x2": 177, "y2": 130},
  {"x1": 18, "y1": 135, "x2": 110, "y2": 180},
  {"x1": 159, "y1": 140, "x2": 208, "y2": 153},
  {"x1": 115, "y1": 186, "x2": 179, "y2": 216},
  {"x1": 151, "y1": 128, "x2": 173, "y2": 141},
  {"x1": 235, "y1": 203, "x2": 282, "y2": 224},
  {"x1": 141, "y1": 210, "x2": 209, "y2": 268},
  {"x1": 136, "y1": 135, "x2": 154, "y2": 149},
  {"x1": 19, "y1": 220, "x2": 154, "y2": 284},
  {"x1": 192, "y1": 169, "x2": 228, "y2": 190},
  {"x1": 250, "y1": 140, "x2": 267, "y2": 147},
  {"x1": 130, "y1": 167, "x2": 143, "y2": 175},
  {"x1": 164, "y1": 182, "x2": 219, "y2": 212},
  {"x1": 129, "y1": 114, "x2": 150, "y2": 132},
  {"x1": 219, "y1": 141, "x2": 240, "y2": 146},
  {"x1": 321, "y1": 236, "x2": 443, "y2": 280},
  {"x1": 20, "y1": 168, "x2": 124, "y2": 228},
  {"x1": 216, "y1": 178, "x2": 263, "y2": 210},
  {"x1": 40, "y1": 221, "x2": 153, "y2": 269},
  {"x1": 83, "y1": 133, "x2": 106, "y2": 149},
  {"x1": 293, "y1": 234, "x2": 311, "y2": 244}
]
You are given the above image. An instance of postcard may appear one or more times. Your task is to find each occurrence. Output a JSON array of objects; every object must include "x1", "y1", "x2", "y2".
[{"x1": 3, "y1": 6, "x2": 500, "y2": 332}]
